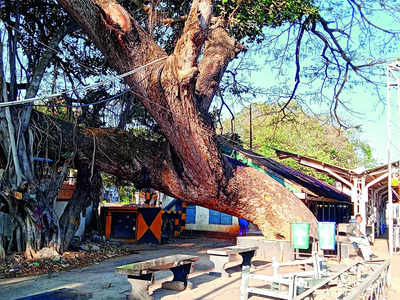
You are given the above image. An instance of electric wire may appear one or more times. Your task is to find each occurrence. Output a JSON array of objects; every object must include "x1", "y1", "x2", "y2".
[
  {"x1": 1, "y1": 21, "x2": 167, "y2": 108},
  {"x1": 0, "y1": 57, "x2": 166, "y2": 108},
  {"x1": 1, "y1": 18, "x2": 244, "y2": 150},
  {"x1": 31, "y1": 88, "x2": 132, "y2": 109},
  {"x1": 1, "y1": 19, "x2": 311, "y2": 164}
]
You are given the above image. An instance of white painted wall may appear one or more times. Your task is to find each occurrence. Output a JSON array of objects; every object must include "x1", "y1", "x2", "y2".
[
  {"x1": 157, "y1": 193, "x2": 240, "y2": 233},
  {"x1": 185, "y1": 205, "x2": 239, "y2": 233}
]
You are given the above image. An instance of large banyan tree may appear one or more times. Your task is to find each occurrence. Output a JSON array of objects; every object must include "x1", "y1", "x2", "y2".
[{"x1": 1, "y1": 0, "x2": 399, "y2": 258}]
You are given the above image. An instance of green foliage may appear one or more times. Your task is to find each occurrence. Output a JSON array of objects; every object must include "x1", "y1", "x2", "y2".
[
  {"x1": 34, "y1": 102, "x2": 70, "y2": 121},
  {"x1": 216, "y1": 0, "x2": 319, "y2": 42},
  {"x1": 224, "y1": 103, "x2": 377, "y2": 183},
  {"x1": 118, "y1": 185, "x2": 136, "y2": 204},
  {"x1": 345, "y1": 129, "x2": 378, "y2": 169},
  {"x1": 102, "y1": 173, "x2": 137, "y2": 204}
]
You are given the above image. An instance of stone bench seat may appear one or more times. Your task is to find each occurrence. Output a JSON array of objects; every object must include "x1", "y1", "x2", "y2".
[
  {"x1": 207, "y1": 246, "x2": 258, "y2": 277},
  {"x1": 336, "y1": 223, "x2": 359, "y2": 261},
  {"x1": 240, "y1": 252, "x2": 326, "y2": 300},
  {"x1": 116, "y1": 254, "x2": 198, "y2": 300}
]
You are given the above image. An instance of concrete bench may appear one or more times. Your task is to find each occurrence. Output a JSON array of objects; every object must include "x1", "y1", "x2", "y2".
[
  {"x1": 207, "y1": 246, "x2": 258, "y2": 277},
  {"x1": 336, "y1": 223, "x2": 358, "y2": 261},
  {"x1": 241, "y1": 273, "x2": 296, "y2": 300},
  {"x1": 272, "y1": 251, "x2": 326, "y2": 279},
  {"x1": 116, "y1": 254, "x2": 198, "y2": 300},
  {"x1": 240, "y1": 252, "x2": 326, "y2": 300}
]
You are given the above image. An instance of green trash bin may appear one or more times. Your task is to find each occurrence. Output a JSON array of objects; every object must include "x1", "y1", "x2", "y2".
[
  {"x1": 291, "y1": 222, "x2": 310, "y2": 250},
  {"x1": 318, "y1": 222, "x2": 336, "y2": 250}
]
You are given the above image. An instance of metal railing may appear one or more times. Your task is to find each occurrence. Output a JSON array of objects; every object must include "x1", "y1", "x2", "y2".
[
  {"x1": 294, "y1": 260, "x2": 391, "y2": 300},
  {"x1": 342, "y1": 260, "x2": 391, "y2": 300}
]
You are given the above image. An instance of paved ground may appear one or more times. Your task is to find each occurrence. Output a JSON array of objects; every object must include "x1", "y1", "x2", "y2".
[
  {"x1": 0, "y1": 236, "x2": 399, "y2": 299},
  {"x1": 372, "y1": 238, "x2": 400, "y2": 299},
  {"x1": 0, "y1": 237, "x2": 234, "y2": 300}
]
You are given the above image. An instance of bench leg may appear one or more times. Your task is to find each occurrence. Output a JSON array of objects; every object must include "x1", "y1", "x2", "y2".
[
  {"x1": 239, "y1": 263, "x2": 250, "y2": 300},
  {"x1": 162, "y1": 263, "x2": 193, "y2": 291},
  {"x1": 239, "y1": 250, "x2": 255, "y2": 270},
  {"x1": 239, "y1": 250, "x2": 255, "y2": 300},
  {"x1": 209, "y1": 255, "x2": 231, "y2": 277},
  {"x1": 127, "y1": 274, "x2": 154, "y2": 300}
]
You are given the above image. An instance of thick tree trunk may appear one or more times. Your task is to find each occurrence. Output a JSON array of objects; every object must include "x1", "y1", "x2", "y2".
[
  {"x1": 56, "y1": 0, "x2": 318, "y2": 240},
  {"x1": 59, "y1": 160, "x2": 102, "y2": 252},
  {"x1": 0, "y1": 152, "x2": 102, "y2": 258},
  {"x1": 0, "y1": 15, "x2": 85, "y2": 258},
  {"x1": 34, "y1": 111, "x2": 316, "y2": 240}
]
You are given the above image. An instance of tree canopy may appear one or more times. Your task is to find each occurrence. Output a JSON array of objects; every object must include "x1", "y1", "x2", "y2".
[
  {"x1": 224, "y1": 103, "x2": 377, "y2": 184},
  {"x1": 2, "y1": 0, "x2": 399, "y2": 126}
]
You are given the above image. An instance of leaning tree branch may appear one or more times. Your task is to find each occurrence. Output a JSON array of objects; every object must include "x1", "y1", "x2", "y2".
[
  {"x1": 31, "y1": 110, "x2": 168, "y2": 191},
  {"x1": 59, "y1": 0, "x2": 166, "y2": 96},
  {"x1": 32, "y1": 109, "x2": 318, "y2": 240},
  {"x1": 57, "y1": 0, "x2": 318, "y2": 239},
  {"x1": 163, "y1": 0, "x2": 212, "y2": 88}
]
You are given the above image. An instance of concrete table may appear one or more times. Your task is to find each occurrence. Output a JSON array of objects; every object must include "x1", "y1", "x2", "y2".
[
  {"x1": 116, "y1": 254, "x2": 198, "y2": 300},
  {"x1": 207, "y1": 246, "x2": 258, "y2": 277}
]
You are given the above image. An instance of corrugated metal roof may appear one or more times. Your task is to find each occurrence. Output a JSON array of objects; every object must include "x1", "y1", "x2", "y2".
[{"x1": 227, "y1": 146, "x2": 350, "y2": 203}]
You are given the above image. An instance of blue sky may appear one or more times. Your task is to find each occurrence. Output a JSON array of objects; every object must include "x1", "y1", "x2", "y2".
[
  {"x1": 221, "y1": 62, "x2": 400, "y2": 166},
  {"x1": 342, "y1": 84, "x2": 397, "y2": 165},
  {"x1": 216, "y1": 2, "x2": 400, "y2": 167}
]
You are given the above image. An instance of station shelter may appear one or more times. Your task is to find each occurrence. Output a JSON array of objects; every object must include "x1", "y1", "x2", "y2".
[{"x1": 275, "y1": 148, "x2": 400, "y2": 247}]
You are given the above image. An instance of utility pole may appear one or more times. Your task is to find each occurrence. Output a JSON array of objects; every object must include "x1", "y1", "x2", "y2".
[
  {"x1": 387, "y1": 62, "x2": 396, "y2": 256},
  {"x1": 249, "y1": 104, "x2": 253, "y2": 150}
]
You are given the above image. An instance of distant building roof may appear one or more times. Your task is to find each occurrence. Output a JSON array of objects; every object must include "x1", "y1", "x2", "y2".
[
  {"x1": 225, "y1": 145, "x2": 350, "y2": 203},
  {"x1": 273, "y1": 148, "x2": 399, "y2": 194}
]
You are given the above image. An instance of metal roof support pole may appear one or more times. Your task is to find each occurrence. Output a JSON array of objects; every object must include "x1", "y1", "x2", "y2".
[
  {"x1": 378, "y1": 190, "x2": 385, "y2": 236},
  {"x1": 373, "y1": 189, "x2": 381, "y2": 237},
  {"x1": 360, "y1": 176, "x2": 367, "y2": 234},
  {"x1": 387, "y1": 63, "x2": 394, "y2": 256},
  {"x1": 376, "y1": 186, "x2": 388, "y2": 237},
  {"x1": 370, "y1": 189, "x2": 376, "y2": 220},
  {"x1": 373, "y1": 190, "x2": 379, "y2": 237},
  {"x1": 351, "y1": 177, "x2": 359, "y2": 217}
]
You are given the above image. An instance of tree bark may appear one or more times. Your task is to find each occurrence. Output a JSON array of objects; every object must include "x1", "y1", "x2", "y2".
[
  {"x1": 0, "y1": 10, "x2": 97, "y2": 258},
  {"x1": 196, "y1": 18, "x2": 246, "y2": 114},
  {"x1": 54, "y1": 0, "x2": 318, "y2": 240},
  {"x1": 59, "y1": 159, "x2": 102, "y2": 251},
  {"x1": 35, "y1": 110, "x2": 317, "y2": 240}
]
